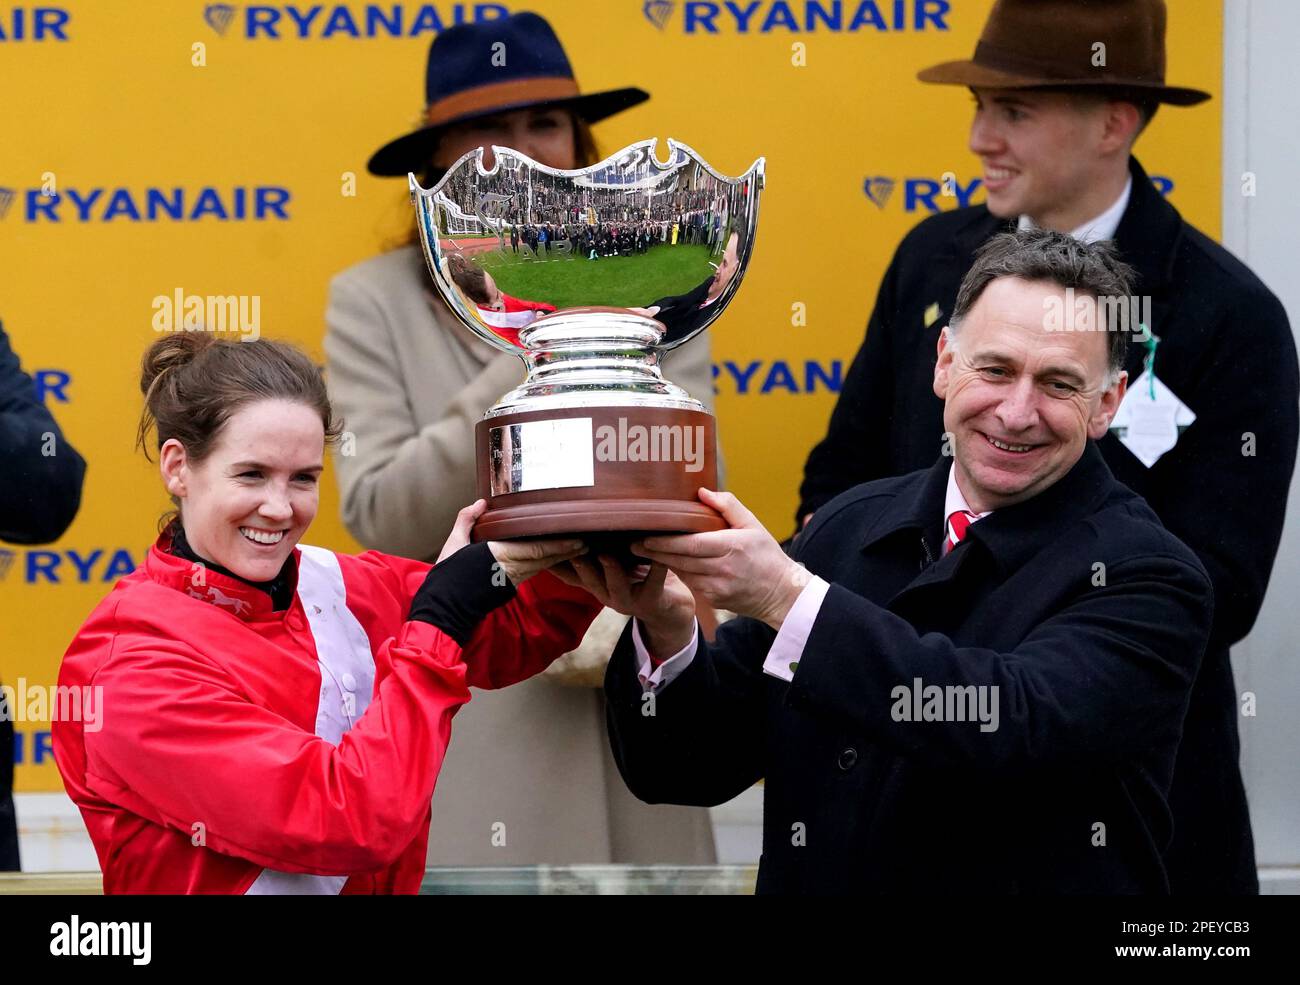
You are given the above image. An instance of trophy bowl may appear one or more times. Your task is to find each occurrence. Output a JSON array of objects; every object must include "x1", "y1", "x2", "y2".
[{"x1": 409, "y1": 138, "x2": 764, "y2": 541}]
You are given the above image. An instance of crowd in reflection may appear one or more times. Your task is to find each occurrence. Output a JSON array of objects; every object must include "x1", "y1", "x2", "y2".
[
  {"x1": 437, "y1": 150, "x2": 756, "y2": 345},
  {"x1": 505, "y1": 213, "x2": 725, "y2": 260},
  {"x1": 440, "y1": 151, "x2": 749, "y2": 266}
]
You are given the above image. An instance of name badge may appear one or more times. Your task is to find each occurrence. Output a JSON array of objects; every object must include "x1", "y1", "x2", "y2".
[{"x1": 1109, "y1": 371, "x2": 1196, "y2": 468}]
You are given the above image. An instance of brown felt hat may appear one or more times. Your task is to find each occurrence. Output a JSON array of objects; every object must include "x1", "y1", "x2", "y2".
[{"x1": 917, "y1": 0, "x2": 1210, "y2": 106}]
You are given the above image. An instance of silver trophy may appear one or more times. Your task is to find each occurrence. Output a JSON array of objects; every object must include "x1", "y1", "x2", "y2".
[{"x1": 410, "y1": 138, "x2": 764, "y2": 540}]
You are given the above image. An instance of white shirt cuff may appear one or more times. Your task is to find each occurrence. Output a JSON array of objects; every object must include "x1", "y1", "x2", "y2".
[
  {"x1": 631, "y1": 618, "x2": 699, "y2": 693},
  {"x1": 762, "y1": 576, "x2": 831, "y2": 682}
]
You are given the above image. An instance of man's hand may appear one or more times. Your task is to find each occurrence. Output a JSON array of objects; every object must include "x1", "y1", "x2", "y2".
[
  {"x1": 439, "y1": 501, "x2": 585, "y2": 585},
  {"x1": 634, "y1": 489, "x2": 807, "y2": 631},
  {"x1": 550, "y1": 554, "x2": 696, "y2": 659}
]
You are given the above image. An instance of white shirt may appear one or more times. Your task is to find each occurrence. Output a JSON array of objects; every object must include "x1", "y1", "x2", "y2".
[
  {"x1": 942, "y1": 465, "x2": 993, "y2": 555},
  {"x1": 631, "y1": 465, "x2": 994, "y2": 689},
  {"x1": 1017, "y1": 175, "x2": 1132, "y2": 245}
]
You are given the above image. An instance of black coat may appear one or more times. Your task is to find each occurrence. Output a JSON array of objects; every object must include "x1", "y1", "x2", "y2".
[
  {"x1": 607, "y1": 445, "x2": 1213, "y2": 893},
  {"x1": 796, "y1": 157, "x2": 1299, "y2": 893},
  {"x1": 650, "y1": 278, "x2": 713, "y2": 347},
  {"x1": 1, "y1": 325, "x2": 86, "y2": 544},
  {"x1": 1, "y1": 322, "x2": 88, "y2": 871}
]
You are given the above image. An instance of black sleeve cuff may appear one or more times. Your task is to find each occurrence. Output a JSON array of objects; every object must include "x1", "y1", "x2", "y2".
[{"x1": 407, "y1": 542, "x2": 518, "y2": 647}]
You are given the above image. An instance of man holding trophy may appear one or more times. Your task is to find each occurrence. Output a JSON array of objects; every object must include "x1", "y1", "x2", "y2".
[
  {"x1": 594, "y1": 232, "x2": 1213, "y2": 894},
  {"x1": 413, "y1": 103, "x2": 1215, "y2": 891}
]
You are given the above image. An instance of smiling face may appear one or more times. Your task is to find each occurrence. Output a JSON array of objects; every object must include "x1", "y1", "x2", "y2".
[
  {"x1": 160, "y1": 398, "x2": 325, "y2": 581},
  {"x1": 481, "y1": 269, "x2": 503, "y2": 308},
  {"x1": 933, "y1": 276, "x2": 1126, "y2": 513},
  {"x1": 969, "y1": 87, "x2": 1140, "y2": 232},
  {"x1": 706, "y1": 233, "x2": 740, "y2": 302}
]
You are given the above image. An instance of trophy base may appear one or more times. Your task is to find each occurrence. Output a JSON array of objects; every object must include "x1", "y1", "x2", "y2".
[
  {"x1": 471, "y1": 405, "x2": 723, "y2": 541},
  {"x1": 471, "y1": 498, "x2": 725, "y2": 542}
]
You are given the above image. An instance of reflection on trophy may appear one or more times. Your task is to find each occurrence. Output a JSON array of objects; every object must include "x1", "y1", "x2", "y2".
[{"x1": 410, "y1": 138, "x2": 764, "y2": 541}]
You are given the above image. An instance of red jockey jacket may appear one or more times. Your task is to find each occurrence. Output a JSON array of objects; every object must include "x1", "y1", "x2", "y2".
[
  {"x1": 477, "y1": 293, "x2": 557, "y2": 347},
  {"x1": 53, "y1": 530, "x2": 600, "y2": 894}
]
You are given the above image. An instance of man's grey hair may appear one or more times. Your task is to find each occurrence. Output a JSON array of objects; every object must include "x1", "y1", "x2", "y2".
[{"x1": 948, "y1": 228, "x2": 1137, "y2": 385}]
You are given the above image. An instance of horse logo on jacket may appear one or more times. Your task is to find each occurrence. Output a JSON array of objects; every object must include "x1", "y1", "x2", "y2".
[{"x1": 187, "y1": 585, "x2": 251, "y2": 616}]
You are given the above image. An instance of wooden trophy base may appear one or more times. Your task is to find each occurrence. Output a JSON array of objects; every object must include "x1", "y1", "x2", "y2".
[{"x1": 471, "y1": 405, "x2": 724, "y2": 542}]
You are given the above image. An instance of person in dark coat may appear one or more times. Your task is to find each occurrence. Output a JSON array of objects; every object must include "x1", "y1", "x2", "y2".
[
  {"x1": 574, "y1": 230, "x2": 1214, "y2": 894},
  {"x1": 1, "y1": 321, "x2": 88, "y2": 871},
  {"x1": 796, "y1": 0, "x2": 1298, "y2": 894},
  {"x1": 647, "y1": 231, "x2": 742, "y2": 346}
]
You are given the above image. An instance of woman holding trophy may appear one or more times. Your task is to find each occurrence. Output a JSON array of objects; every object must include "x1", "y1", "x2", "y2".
[{"x1": 52, "y1": 332, "x2": 597, "y2": 893}]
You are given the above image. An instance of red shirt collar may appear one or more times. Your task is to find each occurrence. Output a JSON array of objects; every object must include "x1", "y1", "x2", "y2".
[{"x1": 146, "y1": 527, "x2": 300, "y2": 622}]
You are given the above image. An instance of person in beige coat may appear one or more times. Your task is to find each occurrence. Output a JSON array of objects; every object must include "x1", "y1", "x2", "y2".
[{"x1": 325, "y1": 13, "x2": 718, "y2": 865}]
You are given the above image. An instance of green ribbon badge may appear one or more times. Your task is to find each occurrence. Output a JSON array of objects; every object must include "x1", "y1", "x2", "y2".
[{"x1": 1136, "y1": 322, "x2": 1160, "y2": 400}]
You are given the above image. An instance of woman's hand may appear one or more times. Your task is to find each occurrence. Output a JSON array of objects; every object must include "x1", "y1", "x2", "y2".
[
  {"x1": 436, "y1": 500, "x2": 486, "y2": 563},
  {"x1": 438, "y1": 501, "x2": 586, "y2": 585},
  {"x1": 488, "y1": 538, "x2": 588, "y2": 586}
]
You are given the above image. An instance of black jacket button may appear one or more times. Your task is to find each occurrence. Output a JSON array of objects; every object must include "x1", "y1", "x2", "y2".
[{"x1": 838, "y1": 747, "x2": 858, "y2": 770}]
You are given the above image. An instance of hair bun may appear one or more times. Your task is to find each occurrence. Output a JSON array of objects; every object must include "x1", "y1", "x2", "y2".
[{"x1": 139, "y1": 331, "x2": 218, "y2": 398}]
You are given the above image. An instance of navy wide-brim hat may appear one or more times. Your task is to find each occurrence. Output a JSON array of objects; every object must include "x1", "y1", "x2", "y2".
[{"x1": 368, "y1": 12, "x2": 650, "y2": 177}]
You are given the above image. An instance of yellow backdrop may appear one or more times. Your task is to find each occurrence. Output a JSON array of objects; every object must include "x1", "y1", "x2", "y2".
[{"x1": 0, "y1": 0, "x2": 1222, "y2": 790}]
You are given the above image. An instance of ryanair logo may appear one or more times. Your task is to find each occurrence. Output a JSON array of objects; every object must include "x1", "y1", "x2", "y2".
[
  {"x1": 866, "y1": 173, "x2": 983, "y2": 213},
  {"x1": 0, "y1": 6, "x2": 70, "y2": 41},
  {"x1": 203, "y1": 3, "x2": 511, "y2": 39},
  {"x1": 644, "y1": 0, "x2": 673, "y2": 29},
  {"x1": 862, "y1": 176, "x2": 896, "y2": 209},
  {"x1": 205, "y1": 3, "x2": 237, "y2": 34},
  {"x1": 3, "y1": 185, "x2": 292, "y2": 222},
  {"x1": 0, "y1": 550, "x2": 14, "y2": 583},
  {"x1": 643, "y1": 0, "x2": 951, "y2": 33},
  {"x1": 713, "y1": 360, "x2": 843, "y2": 395},
  {"x1": 32, "y1": 368, "x2": 72, "y2": 404},
  {"x1": 14, "y1": 548, "x2": 139, "y2": 584},
  {"x1": 864, "y1": 173, "x2": 1176, "y2": 213}
]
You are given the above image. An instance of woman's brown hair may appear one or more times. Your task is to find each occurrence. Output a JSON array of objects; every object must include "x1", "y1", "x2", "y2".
[
  {"x1": 446, "y1": 253, "x2": 491, "y2": 303},
  {"x1": 136, "y1": 332, "x2": 344, "y2": 469}
]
